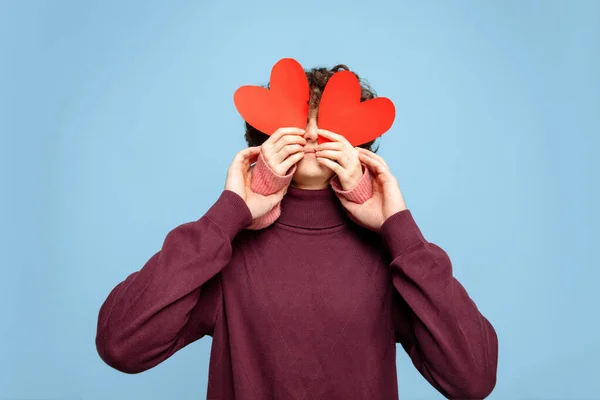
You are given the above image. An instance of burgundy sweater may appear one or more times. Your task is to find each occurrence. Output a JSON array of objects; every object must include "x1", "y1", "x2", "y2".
[{"x1": 96, "y1": 175, "x2": 498, "y2": 399}]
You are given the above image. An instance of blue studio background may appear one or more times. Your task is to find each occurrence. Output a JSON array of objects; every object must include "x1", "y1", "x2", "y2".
[{"x1": 1, "y1": 0, "x2": 599, "y2": 399}]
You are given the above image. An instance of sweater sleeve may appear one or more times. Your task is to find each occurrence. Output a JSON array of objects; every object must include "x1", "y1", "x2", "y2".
[
  {"x1": 379, "y1": 209, "x2": 498, "y2": 399},
  {"x1": 247, "y1": 152, "x2": 374, "y2": 230},
  {"x1": 329, "y1": 163, "x2": 373, "y2": 203},
  {"x1": 95, "y1": 189, "x2": 253, "y2": 374}
]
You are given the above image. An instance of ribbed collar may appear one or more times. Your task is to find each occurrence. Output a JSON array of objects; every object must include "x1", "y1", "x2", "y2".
[{"x1": 276, "y1": 185, "x2": 348, "y2": 229}]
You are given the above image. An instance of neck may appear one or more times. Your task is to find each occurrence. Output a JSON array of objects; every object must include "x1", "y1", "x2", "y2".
[
  {"x1": 276, "y1": 185, "x2": 348, "y2": 229},
  {"x1": 290, "y1": 177, "x2": 330, "y2": 190}
]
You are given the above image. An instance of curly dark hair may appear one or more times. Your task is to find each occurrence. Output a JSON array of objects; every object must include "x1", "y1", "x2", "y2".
[{"x1": 244, "y1": 64, "x2": 380, "y2": 153}]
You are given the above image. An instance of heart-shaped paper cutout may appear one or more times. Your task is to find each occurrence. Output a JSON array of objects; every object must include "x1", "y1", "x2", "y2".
[
  {"x1": 317, "y1": 70, "x2": 396, "y2": 146},
  {"x1": 234, "y1": 58, "x2": 309, "y2": 135},
  {"x1": 233, "y1": 58, "x2": 396, "y2": 146}
]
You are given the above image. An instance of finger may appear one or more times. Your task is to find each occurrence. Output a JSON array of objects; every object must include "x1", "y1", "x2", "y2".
[
  {"x1": 242, "y1": 148, "x2": 262, "y2": 167},
  {"x1": 272, "y1": 134, "x2": 306, "y2": 152},
  {"x1": 358, "y1": 152, "x2": 389, "y2": 177},
  {"x1": 314, "y1": 141, "x2": 343, "y2": 151},
  {"x1": 279, "y1": 151, "x2": 304, "y2": 172},
  {"x1": 233, "y1": 146, "x2": 261, "y2": 166},
  {"x1": 246, "y1": 152, "x2": 260, "y2": 167},
  {"x1": 241, "y1": 146, "x2": 262, "y2": 159},
  {"x1": 367, "y1": 152, "x2": 389, "y2": 170},
  {"x1": 359, "y1": 155, "x2": 394, "y2": 187},
  {"x1": 358, "y1": 151, "x2": 383, "y2": 172},
  {"x1": 356, "y1": 147, "x2": 380, "y2": 162},
  {"x1": 267, "y1": 135, "x2": 307, "y2": 165},
  {"x1": 356, "y1": 147, "x2": 389, "y2": 169},
  {"x1": 269, "y1": 127, "x2": 307, "y2": 144},
  {"x1": 273, "y1": 135, "x2": 307, "y2": 155},
  {"x1": 272, "y1": 144, "x2": 305, "y2": 167},
  {"x1": 232, "y1": 146, "x2": 260, "y2": 176},
  {"x1": 278, "y1": 144, "x2": 304, "y2": 157},
  {"x1": 314, "y1": 149, "x2": 349, "y2": 168},
  {"x1": 316, "y1": 155, "x2": 344, "y2": 175},
  {"x1": 356, "y1": 147, "x2": 379, "y2": 163},
  {"x1": 317, "y1": 129, "x2": 349, "y2": 145},
  {"x1": 356, "y1": 149, "x2": 382, "y2": 170}
]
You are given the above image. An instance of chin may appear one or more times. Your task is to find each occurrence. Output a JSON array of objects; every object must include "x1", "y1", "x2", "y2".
[{"x1": 295, "y1": 156, "x2": 336, "y2": 182}]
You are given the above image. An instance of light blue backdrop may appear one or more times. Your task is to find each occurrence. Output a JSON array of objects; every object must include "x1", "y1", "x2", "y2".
[{"x1": 2, "y1": 0, "x2": 598, "y2": 399}]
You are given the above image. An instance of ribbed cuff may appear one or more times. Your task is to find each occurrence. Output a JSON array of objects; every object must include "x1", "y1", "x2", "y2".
[
  {"x1": 251, "y1": 151, "x2": 296, "y2": 195},
  {"x1": 246, "y1": 204, "x2": 281, "y2": 230},
  {"x1": 204, "y1": 190, "x2": 253, "y2": 241},
  {"x1": 329, "y1": 163, "x2": 373, "y2": 204},
  {"x1": 378, "y1": 209, "x2": 426, "y2": 260}
]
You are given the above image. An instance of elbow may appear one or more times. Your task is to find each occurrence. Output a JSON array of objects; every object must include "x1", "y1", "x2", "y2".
[
  {"x1": 96, "y1": 333, "x2": 146, "y2": 374},
  {"x1": 453, "y1": 372, "x2": 497, "y2": 399},
  {"x1": 449, "y1": 356, "x2": 498, "y2": 399},
  {"x1": 455, "y1": 319, "x2": 499, "y2": 398}
]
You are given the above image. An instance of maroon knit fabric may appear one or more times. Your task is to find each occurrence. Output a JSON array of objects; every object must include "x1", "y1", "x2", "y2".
[{"x1": 96, "y1": 187, "x2": 498, "y2": 399}]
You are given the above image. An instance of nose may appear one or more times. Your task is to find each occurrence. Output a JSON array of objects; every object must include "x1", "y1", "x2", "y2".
[{"x1": 304, "y1": 118, "x2": 319, "y2": 142}]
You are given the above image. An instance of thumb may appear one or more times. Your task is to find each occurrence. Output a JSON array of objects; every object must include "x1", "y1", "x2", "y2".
[{"x1": 264, "y1": 185, "x2": 288, "y2": 208}]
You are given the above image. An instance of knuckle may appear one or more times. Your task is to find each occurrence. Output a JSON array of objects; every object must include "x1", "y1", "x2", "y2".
[{"x1": 264, "y1": 143, "x2": 276, "y2": 154}]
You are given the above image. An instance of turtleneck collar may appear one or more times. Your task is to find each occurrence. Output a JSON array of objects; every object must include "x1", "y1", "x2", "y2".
[{"x1": 276, "y1": 184, "x2": 349, "y2": 229}]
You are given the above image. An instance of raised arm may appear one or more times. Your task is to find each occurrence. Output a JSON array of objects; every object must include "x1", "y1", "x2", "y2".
[
  {"x1": 95, "y1": 146, "x2": 284, "y2": 374},
  {"x1": 380, "y1": 210, "x2": 498, "y2": 399},
  {"x1": 334, "y1": 148, "x2": 499, "y2": 398},
  {"x1": 95, "y1": 189, "x2": 252, "y2": 373}
]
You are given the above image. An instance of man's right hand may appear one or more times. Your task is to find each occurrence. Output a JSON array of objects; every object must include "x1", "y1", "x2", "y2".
[
  {"x1": 260, "y1": 127, "x2": 307, "y2": 175},
  {"x1": 224, "y1": 146, "x2": 288, "y2": 220}
]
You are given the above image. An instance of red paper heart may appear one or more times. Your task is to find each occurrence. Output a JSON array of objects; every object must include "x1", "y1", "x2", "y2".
[
  {"x1": 233, "y1": 58, "x2": 309, "y2": 135},
  {"x1": 233, "y1": 58, "x2": 395, "y2": 146},
  {"x1": 317, "y1": 70, "x2": 396, "y2": 146}
]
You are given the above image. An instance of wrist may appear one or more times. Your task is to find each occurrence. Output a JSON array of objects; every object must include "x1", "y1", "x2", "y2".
[
  {"x1": 342, "y1": 163, "x2": 365, "y2": 190},
  {"x1": 205, "y1": 190, "x2": 253, "y2": 241},
  {"x1": 251, "y1": 151, "x2": 296, "y2": 195},
  {"x1": 383, "y1": 205, "x2": 408, "y2": 221},
  {"x1": 330, "y1": 163, "x2": 373, "y2": 204}
]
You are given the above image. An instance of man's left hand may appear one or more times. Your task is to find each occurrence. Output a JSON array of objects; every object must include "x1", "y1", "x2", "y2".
[{"x1": 315, "y1": 129, "x2": 364, "y2": 190}]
